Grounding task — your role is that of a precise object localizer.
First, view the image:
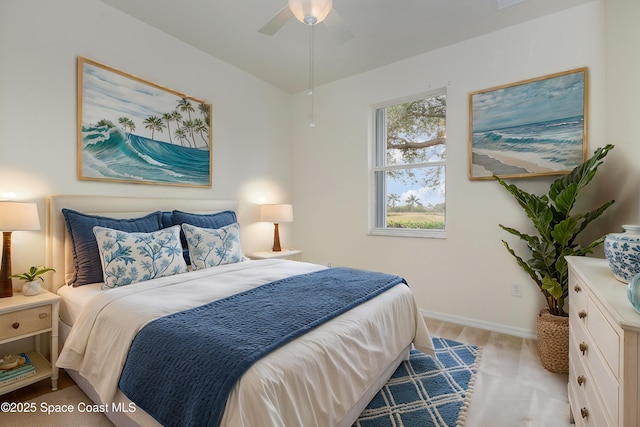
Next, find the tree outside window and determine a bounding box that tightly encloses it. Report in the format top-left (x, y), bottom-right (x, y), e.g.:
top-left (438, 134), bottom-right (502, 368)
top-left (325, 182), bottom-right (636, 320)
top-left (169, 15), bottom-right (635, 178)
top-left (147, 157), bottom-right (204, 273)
top-left (371, 90), bottom-right (446, 237)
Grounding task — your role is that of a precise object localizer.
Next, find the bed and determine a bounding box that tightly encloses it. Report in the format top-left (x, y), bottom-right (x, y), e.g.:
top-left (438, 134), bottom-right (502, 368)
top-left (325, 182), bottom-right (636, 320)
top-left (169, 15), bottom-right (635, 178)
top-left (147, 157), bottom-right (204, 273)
top-left (47, 194), bottom-right (435, 427)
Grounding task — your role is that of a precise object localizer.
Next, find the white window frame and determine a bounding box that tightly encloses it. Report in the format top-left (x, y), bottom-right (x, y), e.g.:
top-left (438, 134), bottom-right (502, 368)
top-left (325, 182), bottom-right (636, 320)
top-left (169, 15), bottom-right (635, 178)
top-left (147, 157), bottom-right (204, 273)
top-left (369, 89), bottom-right (447, 238)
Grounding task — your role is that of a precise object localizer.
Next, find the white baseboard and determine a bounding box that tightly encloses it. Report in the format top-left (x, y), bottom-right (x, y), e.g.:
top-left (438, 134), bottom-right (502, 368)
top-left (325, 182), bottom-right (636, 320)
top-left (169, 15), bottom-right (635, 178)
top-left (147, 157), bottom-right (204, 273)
top-left (421, 309), bottom-right (537, 340)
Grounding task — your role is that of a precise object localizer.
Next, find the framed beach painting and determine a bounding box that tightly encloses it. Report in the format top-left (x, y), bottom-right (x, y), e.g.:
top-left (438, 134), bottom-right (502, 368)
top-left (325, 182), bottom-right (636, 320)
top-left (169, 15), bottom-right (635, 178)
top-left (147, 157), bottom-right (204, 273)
top-left (468, 68), bottom-right (587, 180)
top-left (77, 57), bottom-right (212, 187)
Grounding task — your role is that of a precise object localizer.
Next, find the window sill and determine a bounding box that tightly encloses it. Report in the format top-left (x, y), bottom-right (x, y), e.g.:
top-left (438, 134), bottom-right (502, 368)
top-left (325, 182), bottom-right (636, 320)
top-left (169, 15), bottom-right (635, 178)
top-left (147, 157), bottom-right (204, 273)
top-left (369, 228), bottom-right (447, 239)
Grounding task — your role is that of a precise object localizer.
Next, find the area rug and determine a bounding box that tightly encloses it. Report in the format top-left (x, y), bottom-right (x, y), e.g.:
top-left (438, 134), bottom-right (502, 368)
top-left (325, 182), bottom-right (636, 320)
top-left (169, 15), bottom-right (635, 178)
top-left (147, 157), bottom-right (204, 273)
top-left (354, 337), bottom-right (482, 427)
top-left (0, 337), bottom-right (480, 427)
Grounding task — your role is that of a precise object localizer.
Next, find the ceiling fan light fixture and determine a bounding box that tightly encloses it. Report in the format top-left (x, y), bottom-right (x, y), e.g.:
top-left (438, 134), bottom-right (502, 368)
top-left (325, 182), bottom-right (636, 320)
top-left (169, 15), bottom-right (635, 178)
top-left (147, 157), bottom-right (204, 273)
top-left (288, 0), bottom-right (333, 26)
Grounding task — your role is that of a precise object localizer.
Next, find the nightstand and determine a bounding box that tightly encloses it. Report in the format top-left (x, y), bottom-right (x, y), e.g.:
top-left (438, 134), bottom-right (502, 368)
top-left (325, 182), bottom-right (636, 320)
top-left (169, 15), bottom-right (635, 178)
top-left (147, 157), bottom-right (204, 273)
top-left (0, 289), bottom-right (60, 395)
top-left (249, 249), bottom-right (303, 261)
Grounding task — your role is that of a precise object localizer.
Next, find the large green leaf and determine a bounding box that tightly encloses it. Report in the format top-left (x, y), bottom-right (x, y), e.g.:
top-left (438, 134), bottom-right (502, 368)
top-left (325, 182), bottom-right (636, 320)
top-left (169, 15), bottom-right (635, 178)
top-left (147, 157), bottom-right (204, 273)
top-left (552, 182), bottom-right (578, 216)
top-left (541, 275), bottom-right (563, 299)
top-left (550, 217), bottom-right (579, 248)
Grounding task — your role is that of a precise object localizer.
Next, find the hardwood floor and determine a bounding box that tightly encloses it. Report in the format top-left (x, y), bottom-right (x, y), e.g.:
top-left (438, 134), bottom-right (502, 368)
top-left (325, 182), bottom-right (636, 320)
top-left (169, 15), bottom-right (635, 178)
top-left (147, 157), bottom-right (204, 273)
top-left (4, 318), bottom-right (572, 426)
top-left (426, 317), bottom-right (572, 427)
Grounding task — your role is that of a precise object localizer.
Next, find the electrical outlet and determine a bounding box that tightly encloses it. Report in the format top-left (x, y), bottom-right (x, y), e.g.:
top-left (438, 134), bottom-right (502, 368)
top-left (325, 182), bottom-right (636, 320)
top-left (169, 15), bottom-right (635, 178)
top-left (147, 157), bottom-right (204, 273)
top-left (511, 282), bottom-right (523, 297)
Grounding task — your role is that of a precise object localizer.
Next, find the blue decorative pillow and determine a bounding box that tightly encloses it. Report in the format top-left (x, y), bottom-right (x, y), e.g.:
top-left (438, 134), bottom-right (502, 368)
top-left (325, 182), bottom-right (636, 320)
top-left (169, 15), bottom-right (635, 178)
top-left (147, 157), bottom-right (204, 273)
top-left (62, 209), bottom-right (164, 286)
top-left (171, 210), bottom-right (237, 229)
top-left (93, 225), bottom-right (188, 288)
top-left (182, 223), bottom-right (244, 270)
top-left (169, 210), bottom-right (238, 265)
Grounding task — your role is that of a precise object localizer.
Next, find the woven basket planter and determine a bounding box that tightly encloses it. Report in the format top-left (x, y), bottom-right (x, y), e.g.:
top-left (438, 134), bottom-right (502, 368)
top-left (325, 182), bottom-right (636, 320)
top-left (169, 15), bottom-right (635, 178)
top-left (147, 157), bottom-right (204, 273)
top-left (536, 309), bottom-right (569, 374)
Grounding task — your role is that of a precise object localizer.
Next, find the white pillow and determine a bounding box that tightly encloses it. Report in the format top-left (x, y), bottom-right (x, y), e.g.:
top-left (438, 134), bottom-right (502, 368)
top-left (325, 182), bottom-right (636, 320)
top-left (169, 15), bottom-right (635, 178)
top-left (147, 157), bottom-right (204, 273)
top-left (93, 225), bottom-right (188, 288)
top-left (182, 222), bottom-right (244, 270)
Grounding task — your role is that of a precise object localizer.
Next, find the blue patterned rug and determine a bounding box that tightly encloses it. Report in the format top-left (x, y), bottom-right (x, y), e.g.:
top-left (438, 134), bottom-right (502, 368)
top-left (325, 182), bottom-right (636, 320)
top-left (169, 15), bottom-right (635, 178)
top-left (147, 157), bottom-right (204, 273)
top-left (354, 337), bottom-right (482, 427)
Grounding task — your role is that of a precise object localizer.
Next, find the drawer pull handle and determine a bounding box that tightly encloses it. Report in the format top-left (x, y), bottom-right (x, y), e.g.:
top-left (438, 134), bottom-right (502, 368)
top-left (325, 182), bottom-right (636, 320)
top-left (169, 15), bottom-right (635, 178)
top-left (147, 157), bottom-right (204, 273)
top-left (579, 342), bottom-right (588, 355)
top-left (577, 375), bottom-right (586, 386)
top-left (578, 310), bottom-right (587, 319)
top-left (581, 408), bottom-right (589, 419)
top-left (39, 313), bottom-right (47, 319)
top-left (574, 284), bottom-right (582, 293)
top-left (11, 322), bottom-right (19, 329)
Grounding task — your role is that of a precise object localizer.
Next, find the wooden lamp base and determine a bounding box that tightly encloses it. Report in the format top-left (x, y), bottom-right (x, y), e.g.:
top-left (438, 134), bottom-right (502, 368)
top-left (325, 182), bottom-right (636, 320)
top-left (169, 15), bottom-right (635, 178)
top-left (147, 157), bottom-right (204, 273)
top-left (0, 231), bottom-right (13, 298)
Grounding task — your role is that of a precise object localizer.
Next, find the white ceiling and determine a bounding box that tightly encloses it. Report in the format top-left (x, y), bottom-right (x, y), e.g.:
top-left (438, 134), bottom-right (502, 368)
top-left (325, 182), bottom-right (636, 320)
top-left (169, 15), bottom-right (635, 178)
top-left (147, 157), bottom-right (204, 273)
top-left (99, 0), bottom-right (595, 94)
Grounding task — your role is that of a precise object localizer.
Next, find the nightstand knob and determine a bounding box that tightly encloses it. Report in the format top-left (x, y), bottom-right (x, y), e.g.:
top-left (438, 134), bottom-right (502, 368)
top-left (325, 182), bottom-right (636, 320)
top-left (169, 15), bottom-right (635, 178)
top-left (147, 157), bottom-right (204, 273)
top-left (12, 322), bottom-right (19, 329)
top-left (577, 375), bottom-right (586, 386)
top-left (573, 284), bottom-right (581, 293)
top-left (578, 310), bottom-right (587, 319)
top-left (580, 408), bottom-right (589, 419)
top-left (579, 342), bottom-right (588, 355)
top-left (39, 312), bottom-right (47, 319)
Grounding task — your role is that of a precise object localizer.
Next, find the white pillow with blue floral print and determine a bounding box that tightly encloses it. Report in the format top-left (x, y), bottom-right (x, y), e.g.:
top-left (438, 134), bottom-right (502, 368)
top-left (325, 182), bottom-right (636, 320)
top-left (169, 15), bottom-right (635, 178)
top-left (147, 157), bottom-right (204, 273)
top-left (93, 225), bottom-right (188, 289)
top-left (181, 222), bottom-right (244, 270)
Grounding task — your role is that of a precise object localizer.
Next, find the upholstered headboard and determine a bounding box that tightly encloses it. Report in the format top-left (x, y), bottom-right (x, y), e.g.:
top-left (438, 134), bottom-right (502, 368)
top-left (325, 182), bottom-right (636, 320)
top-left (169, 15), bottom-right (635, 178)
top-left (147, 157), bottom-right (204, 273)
top-left (46, 195), bottom-right (237, 292)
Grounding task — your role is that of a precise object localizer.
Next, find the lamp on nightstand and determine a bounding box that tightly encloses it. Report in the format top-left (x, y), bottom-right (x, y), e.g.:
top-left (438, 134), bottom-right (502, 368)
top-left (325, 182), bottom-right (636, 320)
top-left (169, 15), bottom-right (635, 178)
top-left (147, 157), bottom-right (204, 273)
top-left (260, 204), bottom-right (293, 252)
top-left (0, 202), bottom-right (41, 298)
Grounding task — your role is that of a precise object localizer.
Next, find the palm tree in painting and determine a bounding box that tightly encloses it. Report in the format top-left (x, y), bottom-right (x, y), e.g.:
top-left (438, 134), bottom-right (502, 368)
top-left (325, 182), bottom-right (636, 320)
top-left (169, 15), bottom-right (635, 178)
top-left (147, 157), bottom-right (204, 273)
top-left (118, 117), bottom-right (136, 137)
top-left (192, 118), bottom-right (210, 148)
top-left (96, 119), bottom-right (116, 128)
top-left (174, 128), bottom-right (190, 147)
top-left (198, 103), bottom-right (211, 130)
top-left (181, 120), bottom-right (198, 147)
top-left (177, 98), bottom-right (197, 144)
top-left (143, 116), bottom-right (165, 140)
top-left (161, 113), bottom-right (175, 144)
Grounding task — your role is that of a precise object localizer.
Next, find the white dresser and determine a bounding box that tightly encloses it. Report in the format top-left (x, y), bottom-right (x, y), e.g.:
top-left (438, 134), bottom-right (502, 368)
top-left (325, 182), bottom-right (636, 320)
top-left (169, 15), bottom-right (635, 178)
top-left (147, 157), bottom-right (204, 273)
top-left (567, 256), bottom-right (640, 427)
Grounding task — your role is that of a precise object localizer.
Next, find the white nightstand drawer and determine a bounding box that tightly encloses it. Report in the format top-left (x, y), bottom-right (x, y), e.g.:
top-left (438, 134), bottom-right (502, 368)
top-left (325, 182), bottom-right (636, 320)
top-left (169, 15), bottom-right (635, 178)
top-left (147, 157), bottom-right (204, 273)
top-left (0, 304), bottom-right (52, 340)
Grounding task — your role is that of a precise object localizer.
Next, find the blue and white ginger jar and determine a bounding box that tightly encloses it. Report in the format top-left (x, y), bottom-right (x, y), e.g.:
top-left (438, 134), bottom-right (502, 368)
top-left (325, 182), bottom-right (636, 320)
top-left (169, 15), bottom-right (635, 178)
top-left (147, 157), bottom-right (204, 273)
top-left (604, 225), bottom-right (640, 283)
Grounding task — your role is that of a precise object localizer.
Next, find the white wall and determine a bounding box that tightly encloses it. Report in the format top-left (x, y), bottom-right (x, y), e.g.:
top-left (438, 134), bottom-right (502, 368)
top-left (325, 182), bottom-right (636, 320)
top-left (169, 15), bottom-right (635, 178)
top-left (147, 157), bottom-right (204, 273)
top-left (291, 2), bottom-right (625, 337)
top-left (2, 0), bottom-right (637, 338)
top-left (0, 0), bottom-right (295, 283)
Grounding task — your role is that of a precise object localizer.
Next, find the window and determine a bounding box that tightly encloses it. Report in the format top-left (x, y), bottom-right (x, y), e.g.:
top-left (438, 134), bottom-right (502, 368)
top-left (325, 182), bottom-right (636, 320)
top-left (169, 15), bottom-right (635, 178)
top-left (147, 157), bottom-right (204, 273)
top-left (370, 90), bottom-right (446, 237)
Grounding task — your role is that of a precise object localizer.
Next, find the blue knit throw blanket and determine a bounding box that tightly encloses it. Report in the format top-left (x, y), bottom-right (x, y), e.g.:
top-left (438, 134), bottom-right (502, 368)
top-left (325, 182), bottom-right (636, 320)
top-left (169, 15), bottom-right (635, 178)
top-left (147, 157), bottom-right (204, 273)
top-left (119, 267), bottom-right (407, 427)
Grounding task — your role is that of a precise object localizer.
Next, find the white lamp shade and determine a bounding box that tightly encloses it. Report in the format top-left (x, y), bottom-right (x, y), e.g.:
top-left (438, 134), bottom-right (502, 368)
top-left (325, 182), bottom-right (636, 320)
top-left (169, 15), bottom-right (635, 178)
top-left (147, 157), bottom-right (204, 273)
top-left (0, 202), bottom-right (41, 231)
top-left (288, 0), bottom-right (333, 25)
top-left (260, 204), bottom-right (293, 223)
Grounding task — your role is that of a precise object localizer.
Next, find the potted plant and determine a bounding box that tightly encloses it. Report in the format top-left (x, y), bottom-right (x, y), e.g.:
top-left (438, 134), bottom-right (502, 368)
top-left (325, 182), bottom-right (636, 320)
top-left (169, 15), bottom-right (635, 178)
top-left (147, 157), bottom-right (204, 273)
top-left (11, 266), bottom-right (56, 296)
top-left (495, 144), bottom-right (615, 373)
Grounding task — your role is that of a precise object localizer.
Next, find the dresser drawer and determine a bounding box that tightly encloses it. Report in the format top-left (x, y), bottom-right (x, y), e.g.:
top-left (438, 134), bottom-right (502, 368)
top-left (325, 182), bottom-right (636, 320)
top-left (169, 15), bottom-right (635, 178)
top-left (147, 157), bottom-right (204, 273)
top-left (570, 275), bottom-right (588, 313)
top-left (569, 359), bottom-right (611, 427)
top-left (0, 304), bottom-right (52, 340)
top-left (569, 321), bottom-right (619, 426)
top-left (570, 275), bottom-right (621, 378)
top-left (586, 297), bottom-right (620, 377)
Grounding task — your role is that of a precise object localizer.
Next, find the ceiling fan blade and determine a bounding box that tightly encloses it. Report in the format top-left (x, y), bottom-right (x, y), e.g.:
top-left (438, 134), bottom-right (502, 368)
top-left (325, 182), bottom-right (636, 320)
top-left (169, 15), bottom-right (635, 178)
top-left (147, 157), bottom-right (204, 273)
top-left (323, 9), bottom-right (354, 44)
top-left (258, 5), bottom-right (294, 35)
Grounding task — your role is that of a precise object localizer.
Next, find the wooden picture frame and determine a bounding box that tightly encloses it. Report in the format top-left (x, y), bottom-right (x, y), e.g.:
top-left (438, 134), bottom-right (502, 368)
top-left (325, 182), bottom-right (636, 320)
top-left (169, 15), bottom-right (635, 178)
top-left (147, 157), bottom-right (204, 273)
top-left (77, 57), bottom-right (212, 187)
top-left (468, 68), bottom-right (587, 180)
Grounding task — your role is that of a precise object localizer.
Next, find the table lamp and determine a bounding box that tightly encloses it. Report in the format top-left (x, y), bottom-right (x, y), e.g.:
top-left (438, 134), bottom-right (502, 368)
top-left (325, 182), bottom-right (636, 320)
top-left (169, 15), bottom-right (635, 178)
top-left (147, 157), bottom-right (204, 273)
top-left (0, 202), bottom-right (41, 297)
top-left (260, 204), bottom-right (293, 252)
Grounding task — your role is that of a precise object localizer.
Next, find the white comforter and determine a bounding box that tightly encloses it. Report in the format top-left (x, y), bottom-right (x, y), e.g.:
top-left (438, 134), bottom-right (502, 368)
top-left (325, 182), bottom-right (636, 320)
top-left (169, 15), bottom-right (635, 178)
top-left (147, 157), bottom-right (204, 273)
top-left (57, 259), bottom-right (434, 427)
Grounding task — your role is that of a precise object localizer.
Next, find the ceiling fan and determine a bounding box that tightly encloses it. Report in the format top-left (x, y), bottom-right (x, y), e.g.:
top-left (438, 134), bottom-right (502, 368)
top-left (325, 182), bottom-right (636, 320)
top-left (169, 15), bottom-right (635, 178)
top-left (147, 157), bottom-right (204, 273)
top-left (258, 0), bottom-right (354, 44)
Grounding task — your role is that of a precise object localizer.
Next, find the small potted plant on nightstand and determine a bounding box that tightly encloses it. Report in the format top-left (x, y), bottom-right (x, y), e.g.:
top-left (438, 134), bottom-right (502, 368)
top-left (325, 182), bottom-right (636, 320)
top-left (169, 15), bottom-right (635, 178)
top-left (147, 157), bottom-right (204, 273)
top-left (11, 266), bottom-right (56, 296)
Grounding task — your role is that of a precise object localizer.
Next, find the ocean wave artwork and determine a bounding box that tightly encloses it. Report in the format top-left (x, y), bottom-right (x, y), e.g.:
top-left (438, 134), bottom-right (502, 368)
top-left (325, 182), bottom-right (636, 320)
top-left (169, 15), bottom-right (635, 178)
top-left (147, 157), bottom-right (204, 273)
top-left (469, 68), bottom-right (587, 179)
top-left (81, 126), bottom-right (210, 186)
top-left (78, 57), bottom-right (212, 187)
